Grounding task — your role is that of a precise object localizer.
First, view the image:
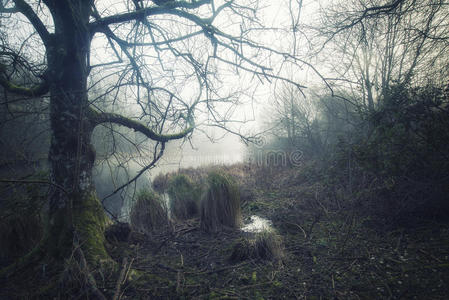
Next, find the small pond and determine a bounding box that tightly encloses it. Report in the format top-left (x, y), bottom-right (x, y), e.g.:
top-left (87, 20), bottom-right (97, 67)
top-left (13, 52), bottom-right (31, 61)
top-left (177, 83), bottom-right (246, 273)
top-left (241, 215), bottom-right (273, 233)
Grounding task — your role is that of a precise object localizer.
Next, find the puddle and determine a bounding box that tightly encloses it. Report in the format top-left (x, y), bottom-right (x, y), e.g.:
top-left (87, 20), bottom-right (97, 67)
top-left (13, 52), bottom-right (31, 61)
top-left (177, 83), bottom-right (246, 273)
top-left (241, 215), bottom-right (273, 233)
top-left (162, 192), bottom-right (171, 218)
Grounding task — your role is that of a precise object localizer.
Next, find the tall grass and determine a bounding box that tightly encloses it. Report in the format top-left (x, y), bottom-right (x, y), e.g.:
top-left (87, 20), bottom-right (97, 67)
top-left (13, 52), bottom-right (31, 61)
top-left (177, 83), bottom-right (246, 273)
top-left (200, 171), bottom-right (241, 232)
top-left (129, 189), bottom-right (169, 234)
top-left (167, 174), bottom-right (202, 220)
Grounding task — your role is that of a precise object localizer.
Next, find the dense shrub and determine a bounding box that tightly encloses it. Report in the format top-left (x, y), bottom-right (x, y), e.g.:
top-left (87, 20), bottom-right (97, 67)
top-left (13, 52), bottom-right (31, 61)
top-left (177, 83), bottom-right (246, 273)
top-left (200, 171), bottom-right (241, 232)
top-left (343, 84), bottom-right (449, 222)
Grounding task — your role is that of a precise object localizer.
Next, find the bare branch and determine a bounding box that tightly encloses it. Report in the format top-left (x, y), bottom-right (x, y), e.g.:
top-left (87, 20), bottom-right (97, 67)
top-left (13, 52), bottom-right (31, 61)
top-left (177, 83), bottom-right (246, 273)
top-left (90, 108), bottom-right (194, 143)
top-left (0, 1), bottom-right (19, 13)
top-left (0, 179), bottom-right (68, 196)
top-left (12, 0), bottom-right (51, 46)
top-left (90, 4), bottom-right (211, 32)
top-left (101, 141), bottom-right (166, 207)
top-left (0, 74), bottom-right (49, 97)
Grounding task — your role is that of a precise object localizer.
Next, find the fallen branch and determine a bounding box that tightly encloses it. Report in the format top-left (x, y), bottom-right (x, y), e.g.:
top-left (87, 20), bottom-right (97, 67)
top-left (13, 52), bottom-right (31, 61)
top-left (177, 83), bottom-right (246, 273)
top-left (113, 257), bottom-right (131, 300)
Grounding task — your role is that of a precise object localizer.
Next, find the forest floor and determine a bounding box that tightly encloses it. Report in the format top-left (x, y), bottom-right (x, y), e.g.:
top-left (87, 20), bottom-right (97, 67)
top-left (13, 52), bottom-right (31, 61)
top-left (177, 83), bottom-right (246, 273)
top-left (107, 164), bottom-right (449, 299)
top-left (1, 163), bottom-right (449, 299)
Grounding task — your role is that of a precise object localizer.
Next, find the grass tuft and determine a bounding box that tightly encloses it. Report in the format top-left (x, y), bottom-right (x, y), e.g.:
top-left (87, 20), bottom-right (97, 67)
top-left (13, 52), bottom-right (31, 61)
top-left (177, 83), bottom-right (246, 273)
top-left (230, 230), bottom-right (284, 263)
top-left (200, 171), bottom-right (241, 232)
top-left (130, 189), bottom-right (169, 234)
top-left (167, 174), bottom-right (202, 220)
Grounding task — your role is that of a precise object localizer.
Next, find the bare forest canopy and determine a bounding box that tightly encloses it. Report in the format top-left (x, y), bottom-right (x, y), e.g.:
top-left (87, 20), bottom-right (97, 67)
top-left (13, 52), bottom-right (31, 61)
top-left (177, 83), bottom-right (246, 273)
top-left (1, 0), bottom-right (449, 298)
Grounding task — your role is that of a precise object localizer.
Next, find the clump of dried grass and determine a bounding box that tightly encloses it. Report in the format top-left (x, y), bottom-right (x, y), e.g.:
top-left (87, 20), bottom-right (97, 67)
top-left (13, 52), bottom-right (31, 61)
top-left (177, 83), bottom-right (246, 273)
top-left (253, 230), bottom-right (284, 261)
top-left (167, 174), bottom-right (202, 220)
top-left (152, 172), bottom-right (170, 194)
top-left (200, 171), bottom-right (241, 232)
top-left (230, 230), bottom-right (284, 263)
top-left (129, 189), bottom-right (169, 234)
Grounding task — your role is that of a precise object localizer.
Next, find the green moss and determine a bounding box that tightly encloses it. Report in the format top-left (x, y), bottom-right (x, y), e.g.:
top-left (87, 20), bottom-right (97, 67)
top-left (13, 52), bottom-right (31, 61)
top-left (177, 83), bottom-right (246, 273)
top-left (72, 191), bottom-right (109, 263)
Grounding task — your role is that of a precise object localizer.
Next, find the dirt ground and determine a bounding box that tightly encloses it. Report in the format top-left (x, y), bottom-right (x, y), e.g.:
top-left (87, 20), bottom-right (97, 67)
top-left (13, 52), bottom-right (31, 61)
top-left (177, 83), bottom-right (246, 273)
top-left (2, 164), bottom-right (449, 299)
top-left (109, 171), bottom-right (449, 299)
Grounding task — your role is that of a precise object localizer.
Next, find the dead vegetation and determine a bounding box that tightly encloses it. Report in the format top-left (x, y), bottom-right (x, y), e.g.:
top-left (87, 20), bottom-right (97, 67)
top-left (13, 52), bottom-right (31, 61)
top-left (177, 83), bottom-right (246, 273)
top-left (129, 189), bottom-right (169, 235)
top-left (200, 171), bottom-right (242, 232)
top-left (2, 163), bottom-right (449, 299)
top-left (167, 174), bottom-right (202, 221)
top-left (230, 230), bottom-right (284, 263)
top-left (152, 172), bottom-right (170, 194)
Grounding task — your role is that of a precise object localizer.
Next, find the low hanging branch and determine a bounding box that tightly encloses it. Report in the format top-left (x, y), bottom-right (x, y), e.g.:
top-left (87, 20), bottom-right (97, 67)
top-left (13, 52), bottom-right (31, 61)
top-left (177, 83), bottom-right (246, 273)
top-left (90, 109), bottom-right (195, 143)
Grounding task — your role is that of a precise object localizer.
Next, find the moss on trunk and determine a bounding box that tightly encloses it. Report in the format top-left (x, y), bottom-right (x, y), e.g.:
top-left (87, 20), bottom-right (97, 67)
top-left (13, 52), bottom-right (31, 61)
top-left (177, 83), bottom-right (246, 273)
top-left (72, 191), bottom-right (110, 264)
top-left (44, 190), bottom-right (111, 266)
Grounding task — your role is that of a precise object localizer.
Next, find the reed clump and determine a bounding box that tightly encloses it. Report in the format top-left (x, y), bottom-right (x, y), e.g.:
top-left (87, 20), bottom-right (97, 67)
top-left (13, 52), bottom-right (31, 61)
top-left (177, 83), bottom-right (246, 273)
top-left (200, 171), bottom-right (241, 232)
top-left (130, 189), bottom-right (169, 234)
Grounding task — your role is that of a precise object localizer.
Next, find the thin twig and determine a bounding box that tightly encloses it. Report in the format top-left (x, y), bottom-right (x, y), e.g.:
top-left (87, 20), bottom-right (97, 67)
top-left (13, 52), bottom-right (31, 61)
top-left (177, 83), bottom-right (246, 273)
top-left (113, 257), bottom-right (129, 300)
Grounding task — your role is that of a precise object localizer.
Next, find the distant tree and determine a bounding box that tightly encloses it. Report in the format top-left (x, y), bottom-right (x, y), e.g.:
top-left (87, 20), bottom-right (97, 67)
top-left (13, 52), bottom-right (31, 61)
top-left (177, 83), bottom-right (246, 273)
top-left (267, 84), bottom-right (359, 158)
top-left (314, 0), bottom-right (449, 111)
top-left (0, 0), bottom-right (304, 282)
top-left (268, 83), bottom-right (322, 155)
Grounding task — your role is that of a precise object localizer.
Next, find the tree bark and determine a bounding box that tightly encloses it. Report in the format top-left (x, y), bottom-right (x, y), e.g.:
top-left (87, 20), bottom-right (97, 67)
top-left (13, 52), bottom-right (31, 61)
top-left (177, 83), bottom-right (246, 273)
top-left (45, 0), bottom-right (109, 263)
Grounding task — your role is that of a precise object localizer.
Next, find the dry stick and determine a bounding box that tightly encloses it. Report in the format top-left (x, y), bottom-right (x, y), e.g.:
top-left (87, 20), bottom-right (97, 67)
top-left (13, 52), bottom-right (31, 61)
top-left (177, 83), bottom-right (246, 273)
top-left (73, 236), bottom-right (107, 300)
top-left (418, 249), bottom-right (443, 263)
top-left (395, 230), bottom-right (404, 251)
top-left (307, 214), bottom-right (321, 241)
top-left (113, 257), bottom-right (129, 300)
top-left (118, 258), bottom-right (134, 300)
top-left (239, 281), bottom-right (272, 291)
top-left (123, 258), bottom-right (134, 283)
top-left (176, 253), bottom-right (184, 295)
top-left (285, 221), bottom-right (307, 239)
top-left (189, 261), bottom-right (251, 275)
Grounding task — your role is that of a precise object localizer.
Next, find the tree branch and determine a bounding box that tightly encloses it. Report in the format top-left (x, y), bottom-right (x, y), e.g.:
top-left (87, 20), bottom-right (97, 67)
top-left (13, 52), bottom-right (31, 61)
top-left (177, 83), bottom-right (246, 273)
top-left (101, 141), bottom-right (166, 208)
top-left (0, 179), bottom-right (69, 196)
top-left (152, 0), bottom-right (211, 9)
top-left (90, 108), bottom-right (194, 143)
top-left (0, 1), bottom-right (19, 13)
top-left (90, 5), bottom-right (212, 33)
top-left (0, 75), bottom-right (49, 97)
top-left (320, 0), bottom-right (407, 51)
top-left (12, 0), bottom-right (51, 46)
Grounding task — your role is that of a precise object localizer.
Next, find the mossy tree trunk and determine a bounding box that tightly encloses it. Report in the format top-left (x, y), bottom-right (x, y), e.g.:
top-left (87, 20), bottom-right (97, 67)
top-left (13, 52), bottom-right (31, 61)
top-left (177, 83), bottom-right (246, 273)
top-left (44, 0), bottom-right (109, 263)
top-left (1, 0), bottom-right (199, 270)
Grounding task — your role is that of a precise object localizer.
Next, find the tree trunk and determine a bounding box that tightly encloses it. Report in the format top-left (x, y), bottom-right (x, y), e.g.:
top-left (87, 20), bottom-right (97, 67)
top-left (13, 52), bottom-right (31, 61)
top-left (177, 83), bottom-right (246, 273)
top-left (45, 0), bottom-right (109, 264)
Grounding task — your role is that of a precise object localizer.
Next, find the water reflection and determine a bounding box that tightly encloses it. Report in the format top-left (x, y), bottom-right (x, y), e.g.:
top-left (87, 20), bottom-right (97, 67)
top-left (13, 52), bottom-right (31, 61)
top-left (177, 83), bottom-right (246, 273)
top-left (242, 215), bottom-right (273, 233)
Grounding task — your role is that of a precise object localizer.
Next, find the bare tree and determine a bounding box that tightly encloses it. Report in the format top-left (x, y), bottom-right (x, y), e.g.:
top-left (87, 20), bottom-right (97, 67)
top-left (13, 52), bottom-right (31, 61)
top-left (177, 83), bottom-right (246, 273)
top-left (313, 0), bottom-right (449, 111)
top-left (0, 0), bottom-right (305, 276)
top-left (269, 83), bottom-right (317, 152)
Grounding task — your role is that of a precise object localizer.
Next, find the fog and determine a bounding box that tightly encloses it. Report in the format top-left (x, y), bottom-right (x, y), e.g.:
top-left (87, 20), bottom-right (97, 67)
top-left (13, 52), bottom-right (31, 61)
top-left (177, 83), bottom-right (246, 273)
top-left (92, 126), bottom-right (249, 220)
top-left (151, 132), bottom-right (246, 175)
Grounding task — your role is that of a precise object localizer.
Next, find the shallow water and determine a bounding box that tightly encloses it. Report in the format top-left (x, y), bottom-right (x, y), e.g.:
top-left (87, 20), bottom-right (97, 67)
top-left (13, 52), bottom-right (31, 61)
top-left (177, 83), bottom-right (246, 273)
top-left (241, 215), bottom-right (273, 233)
top-left (162, 192), bottom-right (171, 218)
